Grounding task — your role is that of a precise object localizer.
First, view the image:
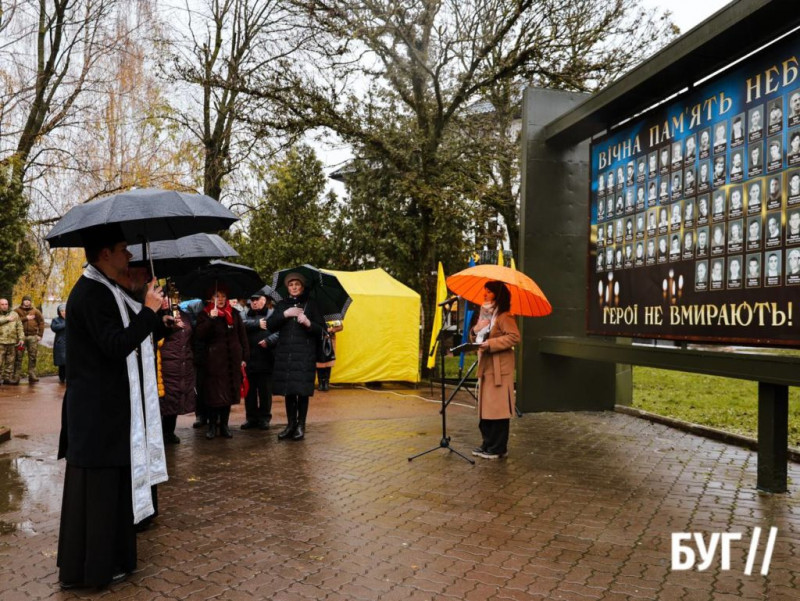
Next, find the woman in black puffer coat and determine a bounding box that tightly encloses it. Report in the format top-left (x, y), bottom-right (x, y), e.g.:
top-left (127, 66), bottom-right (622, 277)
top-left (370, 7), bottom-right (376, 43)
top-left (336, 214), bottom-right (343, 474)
top-left (267, 272), bottom-right (325, 441)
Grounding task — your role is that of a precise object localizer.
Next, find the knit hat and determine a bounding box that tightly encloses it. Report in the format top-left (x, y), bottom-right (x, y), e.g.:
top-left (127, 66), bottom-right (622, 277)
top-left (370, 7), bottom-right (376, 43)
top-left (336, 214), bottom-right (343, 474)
top-left (22, 295), bottom-right (32, 302)
top-left (284, 272), bottom-right (307, 286)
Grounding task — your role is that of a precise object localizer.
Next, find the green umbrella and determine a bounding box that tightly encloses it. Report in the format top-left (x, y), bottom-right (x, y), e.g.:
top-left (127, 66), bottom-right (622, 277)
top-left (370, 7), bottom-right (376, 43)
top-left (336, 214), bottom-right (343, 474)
top-left (271, 264), bottom-right (352, 321)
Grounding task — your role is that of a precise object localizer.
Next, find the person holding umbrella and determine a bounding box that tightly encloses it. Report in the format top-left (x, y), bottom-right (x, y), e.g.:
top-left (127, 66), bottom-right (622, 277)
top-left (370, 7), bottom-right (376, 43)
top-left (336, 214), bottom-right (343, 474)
top-left (268, 272), bottom-right (326, 441)
top-left (447, 264), bottom-right (551, 461)
top-left (56, 225), bottom-right (167, 589)
top-left (468, 281), bottom-right (520, 459)
top-left (194, 284), bottom-right (249, 439)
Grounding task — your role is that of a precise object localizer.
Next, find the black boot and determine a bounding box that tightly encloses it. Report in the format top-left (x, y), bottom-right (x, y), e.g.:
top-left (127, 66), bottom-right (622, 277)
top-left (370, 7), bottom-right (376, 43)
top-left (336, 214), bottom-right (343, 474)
top-left (320, 378), bottom-right (329, 392)
top-left (294, 396), bottom-right (309, 440)
top-left (218, 407), bottom-right (233, 438)
top-left (277, 422), bottom-right (296, 440)
top-left (206, 421), bottom-right (216, 439)
top-left (278, 396), bottom-right (298, 440)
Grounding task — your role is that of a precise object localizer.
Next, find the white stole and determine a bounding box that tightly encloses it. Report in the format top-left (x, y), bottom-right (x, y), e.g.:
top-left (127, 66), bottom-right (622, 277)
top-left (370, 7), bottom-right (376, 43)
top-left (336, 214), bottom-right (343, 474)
top-left (83, 265), bottom-right (168, 523)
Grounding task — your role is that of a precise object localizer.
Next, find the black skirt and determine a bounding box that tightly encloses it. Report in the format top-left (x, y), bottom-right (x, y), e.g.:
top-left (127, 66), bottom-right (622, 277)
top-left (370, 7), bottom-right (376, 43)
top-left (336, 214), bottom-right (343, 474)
top-left (57, 463), bottom-right (137, 587)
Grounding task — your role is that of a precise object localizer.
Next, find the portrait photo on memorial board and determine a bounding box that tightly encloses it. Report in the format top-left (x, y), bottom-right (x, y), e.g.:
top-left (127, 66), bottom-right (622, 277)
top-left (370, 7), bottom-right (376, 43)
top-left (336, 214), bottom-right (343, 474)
top-left (788, 170), bottom-right (800, 203)
top-left (746, 253), bottom-right (761, 289)
top-left (698, 160), bottom-right (711, 192)
top-left (768, 97), bottom-right (783, 135)
top-left (766, 175), bottom-right (782, 210)
top-left (699, 127), bottom-right (711, 159)
top-left (767, 135), bottom-right (783, 172)
top-left (729, 186), bottom-right (744, 219)
top-left (587, 30), bottom-right (800, 345)
top-left (746, 216), bottom-right (762, 252)
top-left (746, 180), bottom-right (762, 215)
top-left (788, 129), bottom-right (800, 166)
top-left (728, 255), bottom-right (743, 290)
top-left (789, 91), bottom-right (800, 126)
top-left (712, 154), bottom-right (726, 187)
top-left (765, 251), bottom-right (782, 287)
top-left (731, 113), bottom-right (745, 147)
top-left (695, 261), bottom-right (708, 291)
top-left (748, 105), bottom-right (764, 142)
top-left (696, 226), bottom-right (710, 259)
top-left (713, 121), bottom-right (727, 155)
top-left (748, 142), bottom-right (764, 177)
top-left (729, 149), bottom-right (744, 182)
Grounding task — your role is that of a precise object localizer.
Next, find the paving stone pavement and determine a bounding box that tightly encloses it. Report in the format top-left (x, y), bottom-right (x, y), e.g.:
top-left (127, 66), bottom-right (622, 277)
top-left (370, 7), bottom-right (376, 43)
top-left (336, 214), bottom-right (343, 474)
top-left (1, 378), bottom-right (799, 600)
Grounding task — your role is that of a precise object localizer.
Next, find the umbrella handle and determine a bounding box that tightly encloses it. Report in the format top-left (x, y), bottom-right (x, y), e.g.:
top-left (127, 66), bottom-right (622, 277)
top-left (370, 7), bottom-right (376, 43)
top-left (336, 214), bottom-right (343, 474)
top-left (139, 237), bottom-right (157, 280)
top-left (147, 239), bottom-right (156, 280)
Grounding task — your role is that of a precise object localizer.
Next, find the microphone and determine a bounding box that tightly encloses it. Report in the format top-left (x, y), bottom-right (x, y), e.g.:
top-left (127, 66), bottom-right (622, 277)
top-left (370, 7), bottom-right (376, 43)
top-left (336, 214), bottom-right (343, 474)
top-left (437, 295), bottom-right (459, 306)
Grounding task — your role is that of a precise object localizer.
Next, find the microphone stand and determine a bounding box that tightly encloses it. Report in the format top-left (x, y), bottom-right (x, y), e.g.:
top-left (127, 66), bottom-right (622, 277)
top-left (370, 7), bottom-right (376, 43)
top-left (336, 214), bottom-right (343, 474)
top-left (409, 299), bottom-right (475, 464)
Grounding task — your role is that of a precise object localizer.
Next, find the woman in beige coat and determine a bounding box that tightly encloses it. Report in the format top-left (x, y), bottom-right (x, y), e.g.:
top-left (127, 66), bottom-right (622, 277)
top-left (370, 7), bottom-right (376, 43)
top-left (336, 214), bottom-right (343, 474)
top-left (470, 280), bottom-right (520, 459)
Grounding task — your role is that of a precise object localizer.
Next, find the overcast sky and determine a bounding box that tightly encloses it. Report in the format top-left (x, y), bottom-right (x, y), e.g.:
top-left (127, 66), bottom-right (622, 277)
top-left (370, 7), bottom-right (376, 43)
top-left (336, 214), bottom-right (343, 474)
top-left (644, 0), bottom-right (732, 33)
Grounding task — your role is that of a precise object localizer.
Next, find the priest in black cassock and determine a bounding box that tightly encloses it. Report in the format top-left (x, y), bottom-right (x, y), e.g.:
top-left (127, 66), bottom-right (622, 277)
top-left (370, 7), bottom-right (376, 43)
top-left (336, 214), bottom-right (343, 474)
top-left (56, 224), bottom-right (168, 589)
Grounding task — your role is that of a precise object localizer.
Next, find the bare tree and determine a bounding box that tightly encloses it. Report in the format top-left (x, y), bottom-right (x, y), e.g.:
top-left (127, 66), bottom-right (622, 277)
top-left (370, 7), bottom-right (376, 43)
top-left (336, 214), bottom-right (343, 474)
top-left (159, 0), bottom-right (305, 202)
top-left (0, 0), bottom-right (131, 295)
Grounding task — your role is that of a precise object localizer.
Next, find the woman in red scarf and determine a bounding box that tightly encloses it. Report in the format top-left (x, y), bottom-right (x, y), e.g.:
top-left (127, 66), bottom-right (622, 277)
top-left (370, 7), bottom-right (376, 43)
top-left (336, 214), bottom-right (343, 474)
top-left (194, 286), bottom-right (249, 439)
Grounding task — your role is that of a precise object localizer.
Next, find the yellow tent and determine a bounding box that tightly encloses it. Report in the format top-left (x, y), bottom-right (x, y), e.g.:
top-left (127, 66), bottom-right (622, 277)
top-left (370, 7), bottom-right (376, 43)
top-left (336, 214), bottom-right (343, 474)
top-left (324, 268), bottom-right (420, 383)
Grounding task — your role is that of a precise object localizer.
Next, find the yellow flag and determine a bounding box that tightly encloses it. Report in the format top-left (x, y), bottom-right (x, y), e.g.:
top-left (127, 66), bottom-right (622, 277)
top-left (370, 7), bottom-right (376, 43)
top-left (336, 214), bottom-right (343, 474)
top-left (510, 257), bottom-right (516, 270)
top-left (427, 262), bottom-right (448, 368)
top-left (497, 248), bottom-right (504, 266)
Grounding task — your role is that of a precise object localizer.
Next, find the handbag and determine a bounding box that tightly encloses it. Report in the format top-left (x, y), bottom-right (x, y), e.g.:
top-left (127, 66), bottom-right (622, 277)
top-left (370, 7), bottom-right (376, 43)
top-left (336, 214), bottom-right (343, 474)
top-left (316, 331), bottom-right (335, 363)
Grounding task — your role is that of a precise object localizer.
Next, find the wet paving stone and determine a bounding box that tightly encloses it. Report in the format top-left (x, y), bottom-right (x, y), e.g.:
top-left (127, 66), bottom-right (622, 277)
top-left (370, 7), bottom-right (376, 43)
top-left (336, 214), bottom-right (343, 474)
top-left (1, 378), bottom-right (799, 599)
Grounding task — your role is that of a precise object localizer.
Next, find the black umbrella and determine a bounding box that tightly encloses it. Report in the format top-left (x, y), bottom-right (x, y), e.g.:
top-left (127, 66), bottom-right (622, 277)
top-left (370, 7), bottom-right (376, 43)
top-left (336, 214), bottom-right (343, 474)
top-left (271, 264), bottom-right (352, 321)
top-left (128, 233), bottom-right (238, 277)
top-left (174, 260), bottom-right (264, 300)
top-left (251, 284), bottom-right (282, 303)
top-left (45, 188), bottom-right (238, 248)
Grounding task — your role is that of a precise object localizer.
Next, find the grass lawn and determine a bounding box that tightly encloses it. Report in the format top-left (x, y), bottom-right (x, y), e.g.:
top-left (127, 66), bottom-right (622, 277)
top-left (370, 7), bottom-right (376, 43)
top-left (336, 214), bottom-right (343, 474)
top-left (632, 367), bottom-right (800, 447)
top-left (15, 345), bottom-right (57, 378)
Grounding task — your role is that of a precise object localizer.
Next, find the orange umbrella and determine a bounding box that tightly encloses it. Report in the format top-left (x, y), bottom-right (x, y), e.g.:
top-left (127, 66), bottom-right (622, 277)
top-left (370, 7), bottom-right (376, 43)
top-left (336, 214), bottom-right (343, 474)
top-left (446, 264), bottom-right (552, 317)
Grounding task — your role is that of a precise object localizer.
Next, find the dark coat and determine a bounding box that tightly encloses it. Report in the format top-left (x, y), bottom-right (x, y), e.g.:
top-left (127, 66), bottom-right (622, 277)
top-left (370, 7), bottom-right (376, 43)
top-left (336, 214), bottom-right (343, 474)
top-left (159, 310), bottom-right (196, 416)
top-left (267, 294), bottom-right (325, 397)
top-left (242, 307), bottom-right (278, 374)
top-left (58, 274), bottom-right (161, 467)
top-left (194, 307), bottom-right (249, 408)
top-left (50, 316), bottom-right (67, 366)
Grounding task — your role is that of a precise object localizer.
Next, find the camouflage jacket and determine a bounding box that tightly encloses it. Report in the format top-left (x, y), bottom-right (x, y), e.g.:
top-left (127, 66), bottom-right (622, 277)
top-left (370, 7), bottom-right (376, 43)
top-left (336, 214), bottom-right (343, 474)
top-left (0, 310), bottom-right (24, 345)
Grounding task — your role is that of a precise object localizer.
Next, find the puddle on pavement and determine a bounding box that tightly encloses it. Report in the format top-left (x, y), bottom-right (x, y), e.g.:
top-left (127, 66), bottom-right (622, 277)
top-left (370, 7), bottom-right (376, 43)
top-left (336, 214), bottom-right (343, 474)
top-left (0, 457), bottom-right (24, 514)
top-left (0, 454), bottom-right (63, 535)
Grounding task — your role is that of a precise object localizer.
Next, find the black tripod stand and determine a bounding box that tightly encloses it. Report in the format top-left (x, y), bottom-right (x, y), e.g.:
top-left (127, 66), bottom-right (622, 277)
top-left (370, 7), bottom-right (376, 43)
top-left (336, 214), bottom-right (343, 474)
top-left (408, 299), bottom-right (474, 464)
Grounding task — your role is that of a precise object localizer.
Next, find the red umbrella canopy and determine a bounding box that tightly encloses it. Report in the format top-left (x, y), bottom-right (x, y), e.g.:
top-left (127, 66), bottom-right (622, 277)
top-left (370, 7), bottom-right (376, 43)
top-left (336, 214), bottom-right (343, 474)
top-left (446, 264), bottom-right (552, 317)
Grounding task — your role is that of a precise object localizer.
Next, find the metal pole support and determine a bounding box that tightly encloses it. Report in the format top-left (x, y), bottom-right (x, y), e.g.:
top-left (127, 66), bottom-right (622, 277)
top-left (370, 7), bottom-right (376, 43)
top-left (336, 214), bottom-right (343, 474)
top-left (757, 382), bottom-right (788, 493)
